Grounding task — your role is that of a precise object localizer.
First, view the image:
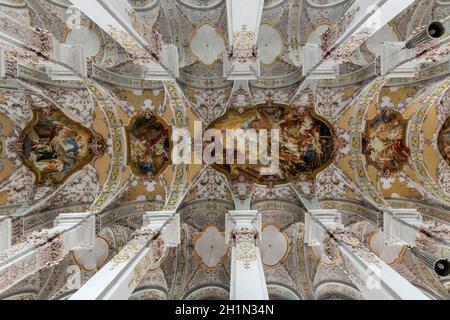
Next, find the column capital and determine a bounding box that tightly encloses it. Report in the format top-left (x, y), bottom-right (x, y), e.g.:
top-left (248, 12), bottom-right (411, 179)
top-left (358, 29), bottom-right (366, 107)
top-left (302, 44), bottom-right (338, 79)
top-left (383, 208), bottom-right (422, 246)
top-left (225, 210), bottom-right (261, 245)
top-left (138, 44), bottom-right (180, 81)
top-left (143, 211), bottom-right (175, 230)
top-left (305, 209), bottom-right (342, 247)
top-left (44, 39), bottom-right (87, 80)
top-left (0, 212), bottom-right (95, 294)
top-left (142, 211), bottom-right (180, 248)
top-left (129, 229), bottom-right (165, 265)
top-left (54, 212), bottom-right (96, 253)
top-left (230, 227), bottom-right (259, 243)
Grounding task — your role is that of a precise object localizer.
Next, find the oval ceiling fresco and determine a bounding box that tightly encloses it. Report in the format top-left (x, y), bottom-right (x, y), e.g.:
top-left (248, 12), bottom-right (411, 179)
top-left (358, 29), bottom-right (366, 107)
top-left (126, 114), bottom-right (171, 179)
top-left (206, 103), bottom-right (336, 185)
top-left (362, 110), bottom-right (409, 174)
top-left (20, 106), bottom-right (104, 186)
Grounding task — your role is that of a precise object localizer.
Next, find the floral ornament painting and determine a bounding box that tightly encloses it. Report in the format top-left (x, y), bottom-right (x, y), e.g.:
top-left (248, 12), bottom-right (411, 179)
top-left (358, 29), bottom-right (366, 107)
top-left (206, 103), bottom-right (336, 185)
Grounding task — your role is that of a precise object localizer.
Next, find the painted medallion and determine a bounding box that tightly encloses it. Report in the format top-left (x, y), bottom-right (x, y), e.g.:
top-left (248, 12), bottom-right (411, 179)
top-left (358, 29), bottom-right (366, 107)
top-left (127, 114), bottom-right (171, 179)
top-left (20, 108), bottom-right (103, 186)
top-left (362, 110), bottom-right (409, 174)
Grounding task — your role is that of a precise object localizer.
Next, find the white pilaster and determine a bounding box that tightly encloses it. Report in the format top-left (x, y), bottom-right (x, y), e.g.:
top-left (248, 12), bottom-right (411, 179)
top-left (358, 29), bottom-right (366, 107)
top-left (380, 42), bottom-right (419, 78)
top-left (70, 211), bottom-right (178, 300)
top-left (224, 0), bottom-right (263, 80)
top-left (0, 217), bottom-right (11, 250)
top-left (0, 212), bottom-right (95, 294)
top-left (302, 44), bottom-right (338, 80)
top-left (305, 209), bottom-right (342, 246)
top-left (300, 0), bottom-right (415, 79)
top-left (226, 210), bottom-right (268, 300)
top-left (335, 238), bottom-right (429, 300)
top-left (383, 208), bottom-right (423, 247)
top-left (322, 0), bottom-right (415, 60)
top-left (44, 40), bottom-right (87, 80)
top-left (306, 209), bottom-right (429, 300)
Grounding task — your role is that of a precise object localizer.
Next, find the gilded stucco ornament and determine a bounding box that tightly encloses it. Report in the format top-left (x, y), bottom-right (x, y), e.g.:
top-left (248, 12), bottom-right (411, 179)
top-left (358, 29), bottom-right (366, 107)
top-left (110, 242), bottom-right (146, 269)
top-left (235, 241), bottom-right (257, 269)
top-left (321, 6), bottom-right (360, 56)
top-left (84, 82), bottom-right (125, 214)
top-left (128, 10), bottom-right (162, 60)
top-left (1, 0), bottom-right (450, 302)
top-left (232, 25), bottom-right (254, 50)
top-left (128, 231), bottom-right (165, 287)
top-left (230, 228), bottom-right (260, 269)
top-left (0, 230), bottom-right (64, 292)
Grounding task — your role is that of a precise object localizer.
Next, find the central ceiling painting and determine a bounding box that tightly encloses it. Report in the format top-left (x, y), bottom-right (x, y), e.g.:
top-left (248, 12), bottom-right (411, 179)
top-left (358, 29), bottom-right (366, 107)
top-left (206, 104), bottom-right (336, 185)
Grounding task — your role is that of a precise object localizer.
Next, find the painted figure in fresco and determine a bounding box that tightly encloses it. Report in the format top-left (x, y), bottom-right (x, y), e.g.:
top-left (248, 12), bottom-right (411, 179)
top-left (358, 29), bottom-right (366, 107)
top-left (363, 111), bottom-right (409, 173)
top-left (22, 110), bottom-right (92, 185)
top-left (206, 105), bottom-right (335, 184)
top-left (278, 110), bottom-right (325, 175)
top-left (128, 116), bottom-right (170, 178)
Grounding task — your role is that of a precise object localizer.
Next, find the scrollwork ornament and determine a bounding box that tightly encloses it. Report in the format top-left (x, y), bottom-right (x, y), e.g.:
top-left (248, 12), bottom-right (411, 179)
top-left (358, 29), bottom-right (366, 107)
top-left (236, 241), bottom-right (257, 269)
top-left (233, 26), bottom-right (254, 50)
top-left (226, 47), bottom-right (258, 64)
top-left (129, 228), bottom-right (157, 243)
top-left (37, 235), bottom-right (64, 268)
top-left (150, 235), bottom-right (165, 264)
top-left (110, 242), bottom-right (146, 269)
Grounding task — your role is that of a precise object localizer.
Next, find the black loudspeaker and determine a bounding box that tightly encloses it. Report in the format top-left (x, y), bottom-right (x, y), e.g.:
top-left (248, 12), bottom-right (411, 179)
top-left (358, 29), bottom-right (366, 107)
top-left (405, 21), bottom-right (446, 49)
top-left (411, 247), bottom-right (450, 277)
top-left (434, 258), bottom-right (450, 277)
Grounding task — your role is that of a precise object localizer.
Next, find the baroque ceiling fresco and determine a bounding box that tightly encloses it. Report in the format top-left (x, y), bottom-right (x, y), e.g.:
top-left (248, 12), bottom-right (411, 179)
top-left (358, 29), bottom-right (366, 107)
top-left (127, 114), bottom-right (171, 179)
top-left (21, 106), bottom-right (104, 186)
top-left (207, 103), bottom-right (335, 184)
top-left (362, 110), bottom-right (409, 174)
top-left (0, 0), bottom-right (449, 301)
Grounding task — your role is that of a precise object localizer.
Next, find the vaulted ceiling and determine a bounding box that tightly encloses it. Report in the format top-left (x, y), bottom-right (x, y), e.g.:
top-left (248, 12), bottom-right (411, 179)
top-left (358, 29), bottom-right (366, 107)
top-left (0, 0), bottom-right (449, 300)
